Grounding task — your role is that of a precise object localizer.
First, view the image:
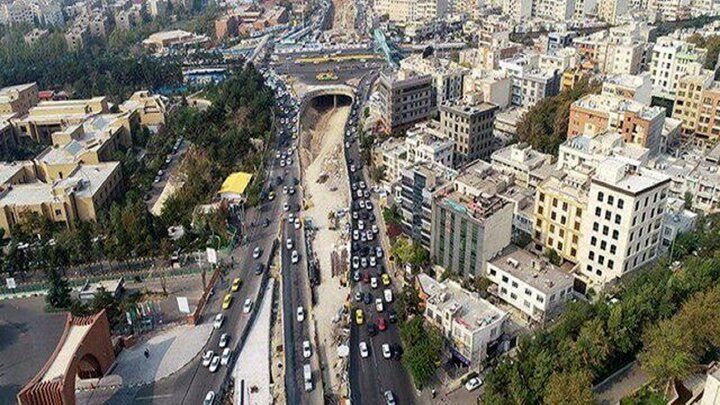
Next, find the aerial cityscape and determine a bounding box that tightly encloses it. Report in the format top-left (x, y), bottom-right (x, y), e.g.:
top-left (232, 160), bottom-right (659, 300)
top-left (1, 0), bottom-right (720, 403)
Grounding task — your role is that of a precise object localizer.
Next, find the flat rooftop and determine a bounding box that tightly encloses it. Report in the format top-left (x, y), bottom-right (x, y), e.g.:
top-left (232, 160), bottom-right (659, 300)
top-left (489, 246), bottom-right (574, 293)
top-left (594, 158), bottom-right (670, 194)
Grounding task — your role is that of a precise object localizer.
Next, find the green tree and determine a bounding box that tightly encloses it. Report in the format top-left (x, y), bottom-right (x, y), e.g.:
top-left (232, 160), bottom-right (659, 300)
top-left (544, 370), bottom-right (594, 405)
top-left (45, 268), bottom-right (71, 309)
top-left (683, 191), bottom-right (693, 210)
top-left (400, 318), bottom-right (443, 389)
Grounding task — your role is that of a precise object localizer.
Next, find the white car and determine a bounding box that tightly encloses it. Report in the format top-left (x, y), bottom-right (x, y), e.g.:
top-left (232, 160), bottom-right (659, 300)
top-left (369, 256), bottom-right (376, 267)
top-left (253, 247), bottom-right (261, 259)
top-left (352, 256), bottom-right (359, 269)
top-left (220, 348), bottom-right (231, 366)
top-left (243, 299), bottom-right (253, 314)
top-left (280, 159), bottom-right (286, 167)
top-left (353, 230), bottom-right (359, 241)
top-left (366, 231), bottom-right (374, 241)
top-left (371, 277), bottom-right (378, 289)
top-left (358, 220), bottom-right (364, 230)
top-left (375, 298), bottom-right (384, 312)
top-left (294, 218), bottom-right (301, 229)
top-left (465, 377), bottom-right (482, 391)
top-left (297, 306), bottom-right (305, 322)
top-left (382, 343), bottom-right (392, 359)
top-left (209, 355), bottom-right (220, 372)
top-left (366, 200), bottom-right (373, 211)
top-left (204, 391), bottom-right (216, 405)
top-left (202, 350), bottom-right (214, 367)
top-left (376, 247), bottom-right (383, 258)
top-left (361, 257), bottom-right (367, 268)
top-left (302, 340), bottom-right (312, 358)
top-left (291, 250), bottom-right (299, 263)
top-left (219, 333), bottom-right (229, 348)
top-left (359, 341), bottom-right (369, 358)
top-left (283, 202), bottom-right (290, 211)
top-left (286, 238), bottom-right (293, 250)
top-left (359, 200), bottom-right (365, 209)
top-left (372, 224), bottom-right (378, 234)
top-left (283, 186), bottom-right (289, 194)
top-left (384, 288), bottom-right (393, 302)
top-left (350, 164), bottom-right (356, 172)
top-left (213, 314), bottom-right (224, 329)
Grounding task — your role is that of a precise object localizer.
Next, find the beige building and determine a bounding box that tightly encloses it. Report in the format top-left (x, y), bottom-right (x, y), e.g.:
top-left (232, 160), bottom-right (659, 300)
top-left (439, 99), bottom-right (499, 164)
top-left (119, 91), bottom-right (168, 127)
top-left (377, 69), bottom-right (436, 133)
top-left (12, 97), bottom-right (111, 144)
top-left (672, 69), bottom-right (714, 136)
top-left (0, 83), bottom-right (39, 116)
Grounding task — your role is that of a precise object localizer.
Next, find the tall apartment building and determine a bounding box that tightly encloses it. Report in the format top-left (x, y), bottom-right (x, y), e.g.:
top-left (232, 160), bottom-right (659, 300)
top-left (400, 54), bottom-right (467, 107)
top-left (650, 36), bottom-right (708, 98)
top-left (597, 0), bottom-right (628, 24)
top-left (577, 158), bottom-right (670, 285)
top-left (0, 83), bottom-right (39, 116)
top-left (601, 73), bottom-right (652, 105)
top-left (463, 70), bottom-right (512, 108)
top-left (567, 93), bottom-right (666, 155)
top-left (439, 100), bottom-right (499, 165)
top-left (416, 274), bottom-right (508, 365)
top-left (500, 54), bottom-right (561, 108)
top-left (486, 247), bottom-right (575, 323)
top-left (502, 0), bottom-right (533, 21)
top-left (399, 162), bottom-right (456, 249)
top-left (374, 0), bottom-right (447, 23)
top-left (557, 130), bottom-right (650, 172)
top-left (648, 0), bottom-right (691, 21)
top-left (534, 0), bottom-right (577, 21)
top-left (534, 169), bottom-right (590, 263)
top-left (694, 82), bottom-right (720, 141)
top-left (431, 166), bottom-right (514, 278)
top-left (574, 31), bottom-right (652, 75)
top-left (672, 69), bottom-right (714, 136)
top-left (490, 143), bottom-right (555, 189)
top-left (377, 70), bottom-right (436, 133)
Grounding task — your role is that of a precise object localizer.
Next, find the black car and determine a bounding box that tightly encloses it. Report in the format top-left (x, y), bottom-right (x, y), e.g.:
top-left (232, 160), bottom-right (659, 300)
top-left (363, 292), bottom-right (373, 305)
top-left (388, 309), bottom-right (398, 323)
top-left (367, 322), bottom-right (378, 336)
top-left (255, 263), bottom-right (264, 275)
top-left (392, 344), bottom-right (403, 360)
top-left (368, 213), bottom-right (376, 222)
top-left (263, 218), bottom-right (271, 227)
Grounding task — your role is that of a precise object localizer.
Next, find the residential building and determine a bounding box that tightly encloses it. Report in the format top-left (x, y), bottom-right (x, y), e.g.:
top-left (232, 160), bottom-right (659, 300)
top-left (601, 73), bottom-right (653, 105)
top-left (431, 164), bottom-right (514, 277)
top-left (463, 69), bottom-right (512, 108)
top-left (672, 69), bottom-right (714, 136)
top-left (377, 69), bottom-right (436, 133)
top-left (534, 170), bottom-right (590, 262)
top-left (439, 99), bottom-right (499, 165)
top-left (502, 0), bottom-right (533, 21)
top-left (490, 143), bottom-right (554, 189)
top-left (567, 93), bottom-right (666, 155)
top-left (574, 31), bottom-right (652, 75)
top-left (648, 0), bottom-right (691, 21)
top-left (400, 54), bottom-right (467, 107)
top-left (660, 198), bottom-right (697, 251)
top-left (0, 116), bottom-right (18, 156)
top-left (650, 36), bottom-right (708, 98)
top-left (534, 0), bottom-right (577, 22)
top-left (12, 97), bottom-right (111, 144)
top-left (119, 91), bottom-right (168, 127)
top-left (577, 158), bottom-right (670, 285)
top-left (487, 247), bottom-right (575, 323)
top-left (695, 82), bottom-right (720, 141)
top-left (557, 130), bottom-right (650, 171)
top-left (460, 41), bottom-right (521, 71)
top-left (493, 107), bottom-right (525, 145)
top-left (500, 54), bottom-right (561, 108)
top-left (399, 162), bottom-right (456, 249)
top-left (597, 0), bottom-right (628, 24)
top-left (24, 28), bottom-right (49, 45)
top-left (215, 15), bottom-right (239, 39)
top-left (374, 0), bottom-right (448, 23)
top-left (65, 25), bottom-right (89, 51)
top-left (701, 363), bottom-right (720, 405)
top-left (416, 273), bottom-right (508, 365)
top-left (142, 30), bottom-right (210, 53)
top-left (0, 83), bottom-right (39, 116)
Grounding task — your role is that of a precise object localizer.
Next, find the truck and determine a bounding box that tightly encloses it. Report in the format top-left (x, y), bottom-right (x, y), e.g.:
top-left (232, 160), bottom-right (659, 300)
top-left (303, 364), bottom-right (313, 392)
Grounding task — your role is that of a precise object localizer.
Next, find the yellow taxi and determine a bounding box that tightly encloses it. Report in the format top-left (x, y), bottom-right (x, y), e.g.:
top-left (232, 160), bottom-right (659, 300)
top-left (355, 309), bottom-right (364, 325)
top-left (222, 294), bottom-right (233, 310)
top-left (381, 273), bottom-right (391, 286)
top-left (231, 278), bottom-right (242, 292)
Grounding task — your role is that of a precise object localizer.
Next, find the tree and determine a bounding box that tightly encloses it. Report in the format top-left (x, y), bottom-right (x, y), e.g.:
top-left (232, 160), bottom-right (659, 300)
top-left (543, 370), bottom-right (594, 405)
top-left (400, 318), bottom-right (443, 389)
top-left (45, 268), bottom-right (71, 309)
top-left (683, 191), bottom-right (693, 210)
top-left (396, 284), bottom-right (421, 321)
top-left (544, 249), bottom-right (562, 266)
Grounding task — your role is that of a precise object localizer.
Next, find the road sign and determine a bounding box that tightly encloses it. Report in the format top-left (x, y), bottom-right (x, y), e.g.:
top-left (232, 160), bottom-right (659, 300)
top-left (177, 297), bottom-right (191, 314)
top-left (206, 247), bottom-right (218, 265)
top-left (5, 277), bottom-right (16, 289)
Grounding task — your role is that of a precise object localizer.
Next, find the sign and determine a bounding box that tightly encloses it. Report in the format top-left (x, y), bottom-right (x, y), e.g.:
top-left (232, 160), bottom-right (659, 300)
top-left (5, 277), bottom-right (16, 289)
top-left (206, 247), bottom-right (218, 265)
top-left (177, 297), bottom-right (191, 314)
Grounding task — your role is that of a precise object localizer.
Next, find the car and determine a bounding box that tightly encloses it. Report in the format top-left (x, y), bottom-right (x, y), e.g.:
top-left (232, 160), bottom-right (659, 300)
top-left (359, 200), bottom-right (365, 209)
top-left (294, 218), bottom-right (301, 229)
top-left (359, 341), bottom-right (369, 358)
top-left (263, 218), bottom-right (271, 227)
top-left (359, 181), bottom-right (366, 189)
top-left (253, 247), bottom-right (261, 259)
top-left (231, 278), bottom-right (242, 292)
top-left (360, 232), bottom-right (367, 242)
top-left (302, 340), bottom-right (312, 358)
top-left (243, 299), bottom-right (253, 313)
top-left (377, 316), bottom-right (387, 331)
top-left (388, 309), bottom-right (398, 323)
top-left (268, 191), bottom-right (275, 201)
top-left (351, 182), bottom-right (358, 191)
top-left (382, 344), bottom-right (392, 359)
top-left (372, 224), bottom-right (378, 234)
top-left (350, 164), bottom-right (356, 172)
top-left (383, 288), bottom-right (393, 302)
top-left (363, 292), bottom-right (372, 305)
top-left (219, 333), bottom-right (230, 348)
top-left (220, 348), bottom-right (231, 366)
top-left (358, 220), bottom-right (365, 230)
top-left (356, 189), bottom-right (363, 198)
top-left (291, 250), bottom-right (299, 263)
top-left (369, 256), bottom-right (376, 267)
top-left (222, 294), bottom-right (233, 310)
top-left (354, 291), bottom-right (362, 301)
top-left (375, 298), bottom-right (384, 312)
top-left (360, 257), bottom-right (367, 268)
top-left (289, 186), bottom-right (296, 195)
top-left (204, 391), bottom-right (216, 405)
top-left (283, 202), bottom-right (290, 211)
top-left (297, 306), bottom-right (305, 322)
top-left (153, 176), bottom-right (161, 183)
top-left (355, 309), bottom-right (364, 325)
top-left (280, 159), bottom-right (286, 167)
top-left (255, 263), bottom-right (264, 275)
top-left (209, 355), bottom-right (220, 372)
top-left (283, 186), bottom-right (289, 194)
top-left (352, 211), bottom-right (359, 220)
top-left (384, 390), bottom-right (396, 405)
top-left (213, 314), bottom-right (224, 329)
top-left (381, 273), bottom-right (391, 286)
top-left (352, 230), bottom-right (359, 241)
top-left (367, 321), bottom-right (378, 336)
top-left (286, 238), bottom-right (293, 250)
top-left (202, 350), bottom-right (214, 367)
top-left (352, 256), bottom-right (360, 269)
top-left (371, 277), bottom-right (378, 289)
top-left (376, 246), bottom-right (383, 257)
top-left (465, 377), bottom-right (483, 391)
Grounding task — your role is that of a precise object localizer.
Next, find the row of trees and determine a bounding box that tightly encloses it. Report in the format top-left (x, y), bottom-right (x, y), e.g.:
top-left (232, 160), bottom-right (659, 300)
top-left (482, 214), bottom-right (720, 403)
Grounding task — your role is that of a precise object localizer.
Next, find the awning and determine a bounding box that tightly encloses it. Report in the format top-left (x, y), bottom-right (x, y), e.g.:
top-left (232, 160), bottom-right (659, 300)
top-left (218, 172), bottom-right (253, 200)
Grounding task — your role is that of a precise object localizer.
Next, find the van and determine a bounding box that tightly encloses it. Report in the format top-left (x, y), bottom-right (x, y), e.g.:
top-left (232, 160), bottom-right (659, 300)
top-left (303, 364), bottom-right (313, 391)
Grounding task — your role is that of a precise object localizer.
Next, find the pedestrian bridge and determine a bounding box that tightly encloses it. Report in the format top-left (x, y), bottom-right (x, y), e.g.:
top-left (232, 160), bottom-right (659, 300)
top-left (17, 310), bottom-right (115, 405)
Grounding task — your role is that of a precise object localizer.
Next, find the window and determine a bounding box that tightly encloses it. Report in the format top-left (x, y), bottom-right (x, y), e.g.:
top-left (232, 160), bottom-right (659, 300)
top-left (612, 230), bottom-right (619, 240)
top-left (510, 292), bottom-right (518, 300)
top-left (608, 260), bottom-right (614, 269)
top-left (525, 288), bottom-right (531, 295)
top-left (538, 206), bottom-right (544, 215)
top-left (618, 199), bottom-right (624, 209)
top-left (591, 236), bottom-right (597, 246)
top-left (595, 207), bottom-right (602, 216)
top-left (603, 225), bottom-right (609, 236)
top-left (551, 211), bottom-right (556, 220)
top-left (539, 192), bottom-right (545, 202)
top-left (562, 202), bottom-right (568, 211)
top-left (502, 276), bottom-right (508, 283)
top-left (512, 281), bottom-right (518, 288)
top-left (605, 211), bottom-right (611, 220)
top-left (607, 195), bottom-right (614, 205)
top-left (615, 214), bottom-right (621, 224)
top-left (598, 191), bottom-right (604, 202)
top-left (598, 255), bottom-right (605, 265)
top-left (593, 222), bottom-right (599, 231)
top-left (600, 240), bottom-right (607, 250)
top-left (537, 296), bottom-right (544, 303)
top-left (490, 269), bottom-right (497, 276)
top-left (553, 198), bottom-right (558, 207)
top-left (589, 251), bottom-right (595, 260)
top-left (610, 245), bottom-right (617, 254)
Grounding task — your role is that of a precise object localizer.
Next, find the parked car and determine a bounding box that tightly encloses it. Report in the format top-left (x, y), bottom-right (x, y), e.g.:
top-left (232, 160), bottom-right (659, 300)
top-left (302, 340), bottom-right (312, 358)
top-left (297, 306), bottom-right (305, 322)
top-left (359, 341), bottom-right (369, 358)
top-left (202, 350), bottom-right (214, 367)
top-left (382, 344), bottom-right (392, 359)
top-left (209, 355), bottom-right (220, 372)
top-left (219, 333), bottom-right (230, 348)
top-left (465, 377), bottom-right (482, 391)
top-left (243, 299), bottom-right (253, 313)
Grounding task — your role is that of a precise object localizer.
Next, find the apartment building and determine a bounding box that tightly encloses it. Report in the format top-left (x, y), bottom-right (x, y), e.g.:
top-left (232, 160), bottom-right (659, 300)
top-left (500, 54), bottom-right (561, 109)
top-left (577, 158), bottom-right (670, 285)
top-left (400, 54), bottom-right (467, 107)
top-left (597, 0), bottom-right (628, 24)
top-left (648, 0), bottom-right (691, 21)
top-left (487, 247), bottom-right (574, 323)
top-left (142, 30), bottom-right (211, 53)
top-left (463, 70), bottom-right (512, 108)
top-left (567, 93), bottom-right (666, 155)
top-left (534, 170), bottom-right (590, 263)
top-left (534, 0), bottom-right (576, 22)
top-left (12, 97), bottom-right (111, 144)
top-left (574, 31), bottom-right (652, 75)
top-left (439, 99), bottom-right (499, 165)
top-left (377, 69), bottom-right (436, 133)
top-left (672, 69), bottom-right (715, 135)
top-left (502, 0), bottom-right (532, 21)
top-left (490, 143), bottom-right (555, 189)
top-left (650, 36), bottom-right (708, 98)
top-left (0, 83), bottom-right (39, 116)
top-left (119, 91), bottom-right (168, 127)
top-left (695, 82), bottom-right (720, 141)
top-left (602, 74), bottom-right (653, 105)
top-left (24, 28), bottom-right (49, 45)
top-left (374, 0), bottom-right (447, 23)
top-left (431, 166), bottom-right (514, 278)
top-left (557, 130), bottom-right (650, 171)
top-left (660, 198), bottom-right (697, 251)
top-left (416, 274), bottom-right (507, 365)
top-left (400, 162), bottom-right (456, 249)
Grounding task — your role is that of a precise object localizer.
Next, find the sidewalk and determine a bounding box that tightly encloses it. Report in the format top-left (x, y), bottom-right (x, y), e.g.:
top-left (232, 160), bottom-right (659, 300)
top-left (234, 279), bottom-right (275, 404)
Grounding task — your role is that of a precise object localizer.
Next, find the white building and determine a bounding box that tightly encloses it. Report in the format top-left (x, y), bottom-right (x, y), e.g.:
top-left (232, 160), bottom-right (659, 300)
top-left (577, 158), bottom-right (670, 285)
top-left (650, 36), bottom-right (708, 98)
top-left (502, 0), bottom-right (533, 22)
top-left (557, 131), bottom-right (650, 172)
top-left (500, 54), bottom-right (561, 108)
top-left (487, 247), bottom-right (575, 323)
top-left (601, 73), bottom-right (653, 105)
top-left (491, 143), bottom-right (555, 189)
top-left (417, 274), bottom-right (508, 365)
top-left (400, 54), bottom-right (468, 107)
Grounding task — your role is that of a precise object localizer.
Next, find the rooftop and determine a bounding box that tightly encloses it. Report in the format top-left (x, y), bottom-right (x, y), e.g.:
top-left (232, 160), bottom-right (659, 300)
top-left (594, 158), bottom-right (670, 194)
top-left (491, 143), bottom-right (551, 171)
top-left (573, 93), bottom-right (664, 121)
top-left (489, 246), bottom-right (574, 293)
top-left (439, 99), bottom-right (498, 117)
top-left (0, 83), bottom-right (36, 104)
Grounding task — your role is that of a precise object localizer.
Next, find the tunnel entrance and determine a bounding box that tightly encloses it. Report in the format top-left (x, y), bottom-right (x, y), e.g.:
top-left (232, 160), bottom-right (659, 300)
top-left (307, 93), bottom-right (353, 110)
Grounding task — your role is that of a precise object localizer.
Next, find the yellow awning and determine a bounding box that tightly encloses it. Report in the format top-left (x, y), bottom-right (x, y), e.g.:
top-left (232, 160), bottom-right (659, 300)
top-left (218, 172), bottom-right (253, 196)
